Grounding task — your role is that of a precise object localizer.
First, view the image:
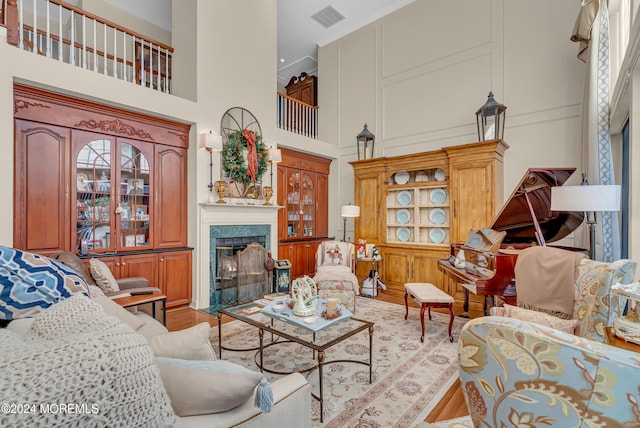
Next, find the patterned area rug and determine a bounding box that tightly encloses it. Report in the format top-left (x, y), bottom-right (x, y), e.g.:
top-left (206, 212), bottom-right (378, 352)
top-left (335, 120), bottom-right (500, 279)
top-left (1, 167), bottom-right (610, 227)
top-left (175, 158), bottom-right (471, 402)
top-left (209, 297), bottom-right (468, 427)
top-left (416, 416), bottom-right (474, 427)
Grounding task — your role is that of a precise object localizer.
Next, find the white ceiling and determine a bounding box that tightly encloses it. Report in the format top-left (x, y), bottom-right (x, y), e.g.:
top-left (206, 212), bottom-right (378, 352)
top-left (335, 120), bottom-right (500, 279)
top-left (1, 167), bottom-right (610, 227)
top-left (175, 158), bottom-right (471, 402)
top-left (101, 0), bottom-right (413, 84)
top-left (276, 0), bottom-right (414, 84)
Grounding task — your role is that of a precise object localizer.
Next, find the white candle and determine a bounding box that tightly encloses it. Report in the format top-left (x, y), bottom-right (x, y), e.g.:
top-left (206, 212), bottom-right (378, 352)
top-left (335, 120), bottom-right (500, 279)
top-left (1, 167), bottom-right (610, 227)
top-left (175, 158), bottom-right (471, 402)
top-left (326, 298), bottom-right (338, 317)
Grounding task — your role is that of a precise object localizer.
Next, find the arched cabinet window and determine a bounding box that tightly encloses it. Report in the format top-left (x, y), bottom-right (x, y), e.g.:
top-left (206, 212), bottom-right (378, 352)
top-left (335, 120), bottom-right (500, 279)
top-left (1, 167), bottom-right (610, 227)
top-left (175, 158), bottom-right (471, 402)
top-left (73, 131), bottom-right (153, 253)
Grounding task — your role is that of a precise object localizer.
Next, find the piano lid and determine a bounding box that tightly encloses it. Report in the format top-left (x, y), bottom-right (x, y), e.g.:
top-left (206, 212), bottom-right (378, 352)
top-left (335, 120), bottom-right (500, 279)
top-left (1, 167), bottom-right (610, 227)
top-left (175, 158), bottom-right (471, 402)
top-left (490, 168), bottom-right (585, 245)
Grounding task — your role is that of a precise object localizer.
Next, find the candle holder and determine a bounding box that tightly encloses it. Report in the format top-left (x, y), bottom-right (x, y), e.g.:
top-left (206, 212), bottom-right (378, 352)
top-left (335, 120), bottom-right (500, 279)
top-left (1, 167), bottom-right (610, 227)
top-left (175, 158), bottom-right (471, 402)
top-left (214, 180), bottom-right (227, 204)
top-left (263, 185), bottom-right (273, 205)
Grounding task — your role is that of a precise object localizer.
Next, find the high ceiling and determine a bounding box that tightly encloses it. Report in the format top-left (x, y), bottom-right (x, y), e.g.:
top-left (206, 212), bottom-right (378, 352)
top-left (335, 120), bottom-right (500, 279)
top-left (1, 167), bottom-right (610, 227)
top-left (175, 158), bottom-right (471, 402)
top-left (276, 0), bottom-right (413, 84)
top-left (99, 0), bottom-right (413, 84)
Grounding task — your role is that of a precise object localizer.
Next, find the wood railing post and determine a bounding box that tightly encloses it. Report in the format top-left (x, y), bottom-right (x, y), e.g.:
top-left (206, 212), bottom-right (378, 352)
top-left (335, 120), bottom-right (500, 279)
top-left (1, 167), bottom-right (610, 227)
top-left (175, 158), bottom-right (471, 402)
top-left (6, 0), bottom-right (19, 46)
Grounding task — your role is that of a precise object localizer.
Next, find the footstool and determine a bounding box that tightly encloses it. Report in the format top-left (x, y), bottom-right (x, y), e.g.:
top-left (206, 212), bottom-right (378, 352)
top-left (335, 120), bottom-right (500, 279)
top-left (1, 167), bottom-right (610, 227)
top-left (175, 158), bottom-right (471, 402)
top-left (404, 282), bottom-right (454, 342)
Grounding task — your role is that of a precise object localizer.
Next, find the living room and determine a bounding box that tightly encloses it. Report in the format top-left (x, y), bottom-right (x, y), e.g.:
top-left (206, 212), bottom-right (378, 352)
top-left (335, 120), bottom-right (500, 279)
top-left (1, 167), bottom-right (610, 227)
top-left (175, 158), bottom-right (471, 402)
top-left (2, 0), bottom-right (640, 426)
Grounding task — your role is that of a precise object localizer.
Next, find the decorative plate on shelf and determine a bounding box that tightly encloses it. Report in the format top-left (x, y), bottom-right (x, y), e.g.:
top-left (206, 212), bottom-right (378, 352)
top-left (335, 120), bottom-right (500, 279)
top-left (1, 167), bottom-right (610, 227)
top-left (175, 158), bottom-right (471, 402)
top-left (394, 171), bottom-right (410, 185)
top-left (468, 235), bottom-right (483, 249)
top-left (429, 228), bottom-right (446, 244)
top-left (434, 168), bottom-right (446, 181)
top-left (397, 190), bottom-right (412, 206)
top-left (396, 209), bottom-right (411, 224)
top-left (429, 188), bottom-right (447, 205)
top-left (396, 227), bottom-right (411, 242)
top-left (429, 208), bottom-right (446, 225)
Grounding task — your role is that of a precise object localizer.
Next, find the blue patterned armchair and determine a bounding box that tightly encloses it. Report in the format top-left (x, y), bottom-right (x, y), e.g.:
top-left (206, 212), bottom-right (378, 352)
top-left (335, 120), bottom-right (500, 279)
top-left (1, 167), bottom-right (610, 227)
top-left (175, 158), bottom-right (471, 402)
top-left (458, 316), bottom-right (640, 427)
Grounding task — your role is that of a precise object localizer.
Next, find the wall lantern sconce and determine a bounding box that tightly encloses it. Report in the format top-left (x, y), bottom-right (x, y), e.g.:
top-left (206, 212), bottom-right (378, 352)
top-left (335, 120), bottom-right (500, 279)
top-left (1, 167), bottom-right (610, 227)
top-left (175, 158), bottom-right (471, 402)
top-left (476, 91), bottom-right (507, 141)
top-left (356, 123), bottom-right (375, 160)
top-left (201, 131), bottom-right (223, 201)
top-left (341, 203), bottom-right (360, 242)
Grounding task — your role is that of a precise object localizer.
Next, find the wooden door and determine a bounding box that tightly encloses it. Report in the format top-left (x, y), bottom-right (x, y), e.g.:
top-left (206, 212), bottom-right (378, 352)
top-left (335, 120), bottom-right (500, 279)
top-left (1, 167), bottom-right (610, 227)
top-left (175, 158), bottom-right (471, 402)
top-left (315, 172), bottom-right (329, 237)
top-left (379, 247), bottom-right (410, 294)
top-left (449, 162), bottom-right (492, 243)
top-left (14, 120), bottom-right (70, 255)
top-left (118, 138), bottom-right (154, 250)
top-left (155, 145), bottom-right (187, 248)
top-left (412, 248), bottom-right (448, 290)
top-left (159, 249), bottom-right (192, 307)
top-left (277, 243), bottom-right (293, 266)
top-left (354, 172), bottom-right (382, 242)
top-left (71, 130), bottom-right (119, 254)
top-left (120, 253), bottom-right (158, 285)
top-left (302, 241), bottom-right (318, 277)
top-left (276, 166), bottom-right (288, 241)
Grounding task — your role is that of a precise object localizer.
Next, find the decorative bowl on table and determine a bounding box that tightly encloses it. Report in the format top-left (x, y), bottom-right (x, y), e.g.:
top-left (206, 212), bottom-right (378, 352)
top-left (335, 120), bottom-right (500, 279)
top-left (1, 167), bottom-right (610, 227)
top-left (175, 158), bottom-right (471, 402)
top-left (273, 302), bottom-right (286, 313)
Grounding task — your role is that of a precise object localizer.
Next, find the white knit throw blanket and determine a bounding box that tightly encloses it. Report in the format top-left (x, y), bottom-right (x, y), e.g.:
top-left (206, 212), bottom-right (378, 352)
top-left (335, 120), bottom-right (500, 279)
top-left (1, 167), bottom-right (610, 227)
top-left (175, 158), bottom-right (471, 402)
top-left (0, 295), bottom-right (175, 427)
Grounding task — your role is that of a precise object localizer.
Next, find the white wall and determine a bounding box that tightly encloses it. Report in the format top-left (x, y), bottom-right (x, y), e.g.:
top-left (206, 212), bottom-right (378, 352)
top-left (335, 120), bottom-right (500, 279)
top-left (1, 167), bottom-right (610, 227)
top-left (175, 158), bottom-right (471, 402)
top-left (4, 0), bottom-right (628, 307)
top-left (319, 0), bottom-right (586, 245)
top-left (0, 0), bottom-right (331, 309)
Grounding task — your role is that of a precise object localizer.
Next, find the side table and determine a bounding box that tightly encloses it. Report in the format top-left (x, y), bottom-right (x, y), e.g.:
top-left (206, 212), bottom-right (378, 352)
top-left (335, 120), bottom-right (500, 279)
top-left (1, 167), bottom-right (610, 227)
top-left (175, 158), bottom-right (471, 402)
top-left (356, 257), bottom-right (384, 297)
top-left (112, 291), bottom-right (167, 326)
top-left (605, 326), bottom-right (640, 353)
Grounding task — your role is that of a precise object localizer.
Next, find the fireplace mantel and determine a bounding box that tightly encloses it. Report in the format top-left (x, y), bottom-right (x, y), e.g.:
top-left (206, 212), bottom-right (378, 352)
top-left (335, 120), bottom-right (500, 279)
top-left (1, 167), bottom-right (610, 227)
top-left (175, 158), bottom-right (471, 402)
top-left (199, 202), bottom-right (283, 211)
top-left (195, 202), bottom-right (281, 309)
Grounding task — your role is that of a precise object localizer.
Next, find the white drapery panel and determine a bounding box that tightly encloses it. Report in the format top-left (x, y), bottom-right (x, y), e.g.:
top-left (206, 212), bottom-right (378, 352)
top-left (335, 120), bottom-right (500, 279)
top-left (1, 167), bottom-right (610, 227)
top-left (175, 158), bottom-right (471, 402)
top-left (571, 0), bottom-right (620, 262)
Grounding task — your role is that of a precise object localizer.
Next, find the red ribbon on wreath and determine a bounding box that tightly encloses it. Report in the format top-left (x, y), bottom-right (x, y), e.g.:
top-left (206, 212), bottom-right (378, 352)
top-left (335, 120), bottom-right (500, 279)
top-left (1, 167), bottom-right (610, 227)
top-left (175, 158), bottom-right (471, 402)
top-left (242, 129), bottom-right (258, 183)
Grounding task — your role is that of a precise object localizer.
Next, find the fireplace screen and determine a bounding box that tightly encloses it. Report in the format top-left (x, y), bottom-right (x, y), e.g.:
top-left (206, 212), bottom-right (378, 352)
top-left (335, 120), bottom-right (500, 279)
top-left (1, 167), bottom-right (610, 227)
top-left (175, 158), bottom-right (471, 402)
top-left (217, 241), bottom-right (269, 305)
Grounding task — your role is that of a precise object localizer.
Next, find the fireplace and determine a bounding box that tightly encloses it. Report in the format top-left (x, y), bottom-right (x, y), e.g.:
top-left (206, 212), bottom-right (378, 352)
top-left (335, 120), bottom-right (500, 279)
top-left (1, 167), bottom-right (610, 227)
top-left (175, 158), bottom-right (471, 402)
top-left (215, 236), bottom-right (268, 305)
top-left (198, 203), bottom-right (280, 311)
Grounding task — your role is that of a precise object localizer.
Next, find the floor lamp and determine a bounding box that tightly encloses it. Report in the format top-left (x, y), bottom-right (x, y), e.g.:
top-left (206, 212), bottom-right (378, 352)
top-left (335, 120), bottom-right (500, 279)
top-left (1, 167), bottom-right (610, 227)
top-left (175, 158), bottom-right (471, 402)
top-left (550, 178), bottom-right (621, 260)
top-left (341, 204), bottom-right (360, 242)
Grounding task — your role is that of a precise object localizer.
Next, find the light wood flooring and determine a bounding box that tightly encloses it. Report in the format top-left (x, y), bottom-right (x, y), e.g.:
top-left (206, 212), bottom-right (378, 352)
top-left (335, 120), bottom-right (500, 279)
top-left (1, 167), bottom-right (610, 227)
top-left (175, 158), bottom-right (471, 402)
top-left (165, 291), bottom-right (478, 423)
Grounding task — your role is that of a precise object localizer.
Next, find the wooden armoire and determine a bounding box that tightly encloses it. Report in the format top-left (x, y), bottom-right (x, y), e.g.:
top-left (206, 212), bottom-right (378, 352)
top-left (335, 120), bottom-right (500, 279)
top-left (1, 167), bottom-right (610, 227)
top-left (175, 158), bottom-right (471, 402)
top-left (350, 140), bottom-right (508, 313)
top-left (13, 85), bottom-right (193, 308)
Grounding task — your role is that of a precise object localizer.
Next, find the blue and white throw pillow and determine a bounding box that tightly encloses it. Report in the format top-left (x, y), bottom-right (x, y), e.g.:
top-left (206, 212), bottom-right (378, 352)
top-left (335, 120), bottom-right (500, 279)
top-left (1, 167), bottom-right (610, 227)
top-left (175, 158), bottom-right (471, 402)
top-left (0, 246), bottom-right (88, 320)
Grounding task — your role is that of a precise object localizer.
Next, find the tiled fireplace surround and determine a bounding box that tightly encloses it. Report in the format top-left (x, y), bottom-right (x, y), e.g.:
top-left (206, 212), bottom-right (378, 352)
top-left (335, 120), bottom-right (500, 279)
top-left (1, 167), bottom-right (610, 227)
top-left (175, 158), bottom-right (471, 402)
top-left (196, 202), bottom-right (280, 309)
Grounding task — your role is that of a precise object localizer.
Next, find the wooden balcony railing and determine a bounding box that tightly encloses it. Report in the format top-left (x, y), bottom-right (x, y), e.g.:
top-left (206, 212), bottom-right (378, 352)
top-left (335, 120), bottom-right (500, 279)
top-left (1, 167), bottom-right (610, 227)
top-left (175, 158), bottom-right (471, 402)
top-left (277, 92), bottom-right (318, 139)
top-left (4, 0), bottom-right (173, 93)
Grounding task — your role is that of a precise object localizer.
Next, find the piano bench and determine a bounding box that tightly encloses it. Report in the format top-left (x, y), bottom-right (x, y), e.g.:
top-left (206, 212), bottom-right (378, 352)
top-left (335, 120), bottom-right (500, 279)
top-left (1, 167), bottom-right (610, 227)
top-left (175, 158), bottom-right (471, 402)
top-left (404, 282), bottom-right (454, 342)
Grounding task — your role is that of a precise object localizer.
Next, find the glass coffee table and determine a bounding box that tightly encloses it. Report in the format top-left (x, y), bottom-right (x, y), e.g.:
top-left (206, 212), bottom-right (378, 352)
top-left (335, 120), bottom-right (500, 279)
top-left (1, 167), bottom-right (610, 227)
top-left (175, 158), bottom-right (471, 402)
top-left (217, 301), bottom-right (374, 422)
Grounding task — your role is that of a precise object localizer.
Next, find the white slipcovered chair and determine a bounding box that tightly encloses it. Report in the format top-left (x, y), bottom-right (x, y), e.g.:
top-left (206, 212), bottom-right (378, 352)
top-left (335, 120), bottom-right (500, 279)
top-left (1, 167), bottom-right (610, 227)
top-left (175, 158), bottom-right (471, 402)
top-left (313, 240), bottom-right (360, 312)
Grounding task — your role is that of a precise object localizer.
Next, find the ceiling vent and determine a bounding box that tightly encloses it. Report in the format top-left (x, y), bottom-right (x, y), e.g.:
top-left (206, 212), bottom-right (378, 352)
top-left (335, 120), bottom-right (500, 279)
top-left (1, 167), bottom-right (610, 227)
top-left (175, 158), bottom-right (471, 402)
top-left (311, 5), bottom-right (345, 28)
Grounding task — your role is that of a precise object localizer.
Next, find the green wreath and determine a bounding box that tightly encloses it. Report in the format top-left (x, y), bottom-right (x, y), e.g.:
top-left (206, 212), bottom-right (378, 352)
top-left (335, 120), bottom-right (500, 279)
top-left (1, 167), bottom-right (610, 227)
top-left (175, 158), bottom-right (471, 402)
top-left (222, 130), bottom-right (269, 185)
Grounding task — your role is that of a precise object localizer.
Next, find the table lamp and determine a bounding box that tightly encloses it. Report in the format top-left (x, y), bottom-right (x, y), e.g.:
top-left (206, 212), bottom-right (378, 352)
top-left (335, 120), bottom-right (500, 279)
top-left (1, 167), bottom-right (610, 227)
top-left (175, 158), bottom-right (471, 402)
top-left (550, 175), bottom-right (621, 259)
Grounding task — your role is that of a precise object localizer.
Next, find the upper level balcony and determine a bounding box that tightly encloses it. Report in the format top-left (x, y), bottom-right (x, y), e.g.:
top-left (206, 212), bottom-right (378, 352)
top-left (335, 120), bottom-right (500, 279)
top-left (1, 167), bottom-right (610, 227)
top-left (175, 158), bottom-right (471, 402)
top-left (1, 0), bottom-right (318, 139)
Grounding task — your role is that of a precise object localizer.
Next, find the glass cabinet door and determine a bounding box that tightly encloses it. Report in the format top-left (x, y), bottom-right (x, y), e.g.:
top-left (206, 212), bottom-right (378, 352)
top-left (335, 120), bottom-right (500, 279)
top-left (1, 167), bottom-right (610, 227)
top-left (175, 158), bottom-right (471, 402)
top-left (301, 172), bottom-right (315, 236)
top-left (119, 141), bottom-right (151, 249)
top-left (286, 171), bottom-right (301, 238)
top-left (75, 137), bottom-right (152, 253)
top-left (75, 138), bottom-right (114, 253)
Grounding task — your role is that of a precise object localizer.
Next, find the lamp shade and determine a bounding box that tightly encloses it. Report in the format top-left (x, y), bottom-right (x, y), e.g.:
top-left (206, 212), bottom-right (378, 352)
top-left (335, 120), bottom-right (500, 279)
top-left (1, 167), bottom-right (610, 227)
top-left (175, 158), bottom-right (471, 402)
top-left (551, 185), bottom-right (621, 212)
top-left (268, 147), bottom-right (282, 163)
top-left (202, 132), bottom-right (222, 152)
top-left (341, 205), bottom-right (360, 217)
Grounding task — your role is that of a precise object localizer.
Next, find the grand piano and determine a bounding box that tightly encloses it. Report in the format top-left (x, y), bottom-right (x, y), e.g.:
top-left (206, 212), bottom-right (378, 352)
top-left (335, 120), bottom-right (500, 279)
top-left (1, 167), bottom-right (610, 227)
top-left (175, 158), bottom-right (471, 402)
top-left (438, 168), bottom-right (585, 315)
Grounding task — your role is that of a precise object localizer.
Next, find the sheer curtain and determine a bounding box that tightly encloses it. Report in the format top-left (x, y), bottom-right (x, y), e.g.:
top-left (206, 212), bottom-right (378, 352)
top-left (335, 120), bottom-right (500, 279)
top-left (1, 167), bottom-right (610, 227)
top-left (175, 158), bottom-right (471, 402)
top-left (571, 0), bottom-right (620, 262)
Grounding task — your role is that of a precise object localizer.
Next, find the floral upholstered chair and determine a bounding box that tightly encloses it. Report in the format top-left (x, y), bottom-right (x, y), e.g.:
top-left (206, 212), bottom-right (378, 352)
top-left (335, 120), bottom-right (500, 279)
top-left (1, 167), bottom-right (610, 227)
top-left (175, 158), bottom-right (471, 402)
top-left (312, 241), bottom-right (359, 312)
top-left (491, 246), bottom-right (637, 343)
top-left (458, 316), bottom-right (640, 427)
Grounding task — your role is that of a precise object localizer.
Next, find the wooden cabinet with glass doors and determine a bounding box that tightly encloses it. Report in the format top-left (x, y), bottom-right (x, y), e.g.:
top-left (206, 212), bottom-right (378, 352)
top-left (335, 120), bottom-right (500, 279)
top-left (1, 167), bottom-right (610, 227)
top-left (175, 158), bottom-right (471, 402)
top-left (73, 130), bottom-right (153, 253)
top-left (277, 148), bottom-right (331, 279)
top-left (13, 85), bottom-right (191, 308)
